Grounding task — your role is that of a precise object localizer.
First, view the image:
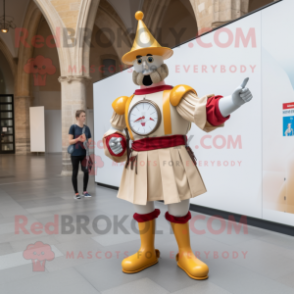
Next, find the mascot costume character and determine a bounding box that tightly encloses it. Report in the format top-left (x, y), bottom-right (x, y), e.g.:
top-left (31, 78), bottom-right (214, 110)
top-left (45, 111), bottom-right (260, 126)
top-left (102, 11), bottom-right (253, 280)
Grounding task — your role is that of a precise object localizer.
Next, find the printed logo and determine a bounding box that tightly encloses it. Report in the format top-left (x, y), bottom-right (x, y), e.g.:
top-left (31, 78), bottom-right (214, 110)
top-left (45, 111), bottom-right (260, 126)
top-left (23, 241), bottom-right (55, 272)
top-left (24, 55), bottom-right (56, 86)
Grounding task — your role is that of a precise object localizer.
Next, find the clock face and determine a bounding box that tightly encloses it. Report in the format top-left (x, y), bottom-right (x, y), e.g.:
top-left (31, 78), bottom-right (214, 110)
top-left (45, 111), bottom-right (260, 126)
top-left (129, 100), bottom-right (161, 136)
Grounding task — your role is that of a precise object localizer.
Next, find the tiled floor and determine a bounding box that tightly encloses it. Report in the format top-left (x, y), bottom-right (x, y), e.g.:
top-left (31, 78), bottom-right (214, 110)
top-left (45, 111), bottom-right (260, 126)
top-left (0, 154), bottom-right (294, 293)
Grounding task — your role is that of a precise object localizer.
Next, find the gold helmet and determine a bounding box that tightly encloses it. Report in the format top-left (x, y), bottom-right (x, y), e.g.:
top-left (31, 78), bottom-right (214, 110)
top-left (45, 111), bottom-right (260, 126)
top-left (121, 11), bottom-right (174, 65)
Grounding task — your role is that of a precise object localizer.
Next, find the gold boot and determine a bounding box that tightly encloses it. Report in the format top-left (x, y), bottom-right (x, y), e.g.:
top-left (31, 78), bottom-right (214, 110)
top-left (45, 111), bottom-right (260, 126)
top-left (166, 211), bottom-right (209, 280)
top-left (122, 209), bottom-right (160, 273)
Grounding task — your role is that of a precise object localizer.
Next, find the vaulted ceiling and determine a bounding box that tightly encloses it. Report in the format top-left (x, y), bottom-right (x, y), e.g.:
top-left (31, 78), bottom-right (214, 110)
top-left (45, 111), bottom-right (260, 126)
top-left (0, 0), bottom-right (31, 58)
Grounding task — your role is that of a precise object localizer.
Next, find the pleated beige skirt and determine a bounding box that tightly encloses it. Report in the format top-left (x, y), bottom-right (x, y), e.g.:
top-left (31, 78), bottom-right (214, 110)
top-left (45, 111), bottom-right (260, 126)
top-left (117, 145), bottom-right (207, 205)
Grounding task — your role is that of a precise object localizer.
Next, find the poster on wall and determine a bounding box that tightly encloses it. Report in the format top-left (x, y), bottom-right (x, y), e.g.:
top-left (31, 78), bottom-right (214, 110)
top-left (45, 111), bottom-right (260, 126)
top-left (283, 103), bottom-right (294, 137)
top-left (262, 0), bottom-right (294, 226)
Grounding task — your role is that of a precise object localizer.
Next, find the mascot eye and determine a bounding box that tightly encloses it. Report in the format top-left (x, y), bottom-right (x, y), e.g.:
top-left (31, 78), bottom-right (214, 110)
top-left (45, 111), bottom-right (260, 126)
top-left (147, 57), bottom-right (154, 63)
top-left (137, 58), bottom-right (142, 65)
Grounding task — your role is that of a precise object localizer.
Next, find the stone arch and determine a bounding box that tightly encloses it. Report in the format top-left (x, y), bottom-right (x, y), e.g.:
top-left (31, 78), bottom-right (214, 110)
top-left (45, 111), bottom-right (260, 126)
top-left (15, 1), bottom-right (43, 98)
top-left (152, 0), bottom-right (198, 47)
top-left (29, 15), bottom-right (61, 109)
top-left (75, 0), bottom-right (101, 78)
top-left (14, 1), bottom-right (43, 153)
top-left (0, 38), bottom-right (16, 77)
top-left (0, 47), bottom-right (15, 95)
top-left (142, 0), bottom-right (172, 34)
top-left (189, 0), bottom-right (250, 33)
top-left (32, 0), bottom-right (101, 172)
top-left (33, 0), bottom-right (101, 78)
top-left (0, 38), bottom-right (16, 96)
top-left (92, 0), bottom-right (198, 65)
top-left (94, 6), bottom-right (132, 61)
top-left (33, 0), bottom-right (71, 77)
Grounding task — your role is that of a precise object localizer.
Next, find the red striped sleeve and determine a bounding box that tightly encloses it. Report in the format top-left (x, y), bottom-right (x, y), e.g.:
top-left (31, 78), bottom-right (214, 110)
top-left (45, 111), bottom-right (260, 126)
top-left (206, 95), bottom-right (230, 126)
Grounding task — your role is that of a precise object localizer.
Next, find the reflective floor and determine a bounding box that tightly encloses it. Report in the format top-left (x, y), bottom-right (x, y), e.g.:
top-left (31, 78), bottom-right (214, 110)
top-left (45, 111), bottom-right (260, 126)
top-left (0, 154), bottom-right (294, 293)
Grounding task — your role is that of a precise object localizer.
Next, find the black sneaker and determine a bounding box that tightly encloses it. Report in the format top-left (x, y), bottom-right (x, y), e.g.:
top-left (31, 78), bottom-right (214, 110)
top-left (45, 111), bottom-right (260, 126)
top-left (74, 193), bottom-right (82, 200)
top-left (82, 192), bottom-right (92, 198)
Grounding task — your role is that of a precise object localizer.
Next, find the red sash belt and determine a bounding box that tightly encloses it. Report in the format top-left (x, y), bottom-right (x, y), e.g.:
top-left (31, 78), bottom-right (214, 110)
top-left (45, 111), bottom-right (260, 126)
top-left (131, 135), bottom-right (187, 151)
top-left (125, 134), bottom-right (197, 174)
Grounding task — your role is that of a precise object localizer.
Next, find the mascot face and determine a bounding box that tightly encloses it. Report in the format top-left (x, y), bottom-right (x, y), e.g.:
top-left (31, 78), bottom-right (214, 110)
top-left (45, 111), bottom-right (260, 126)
top-left (132, 54), bottom-right (169, 86)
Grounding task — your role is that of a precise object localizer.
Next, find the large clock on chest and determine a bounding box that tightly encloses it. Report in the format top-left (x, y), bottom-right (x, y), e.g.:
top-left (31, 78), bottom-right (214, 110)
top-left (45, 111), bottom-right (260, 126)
top-left (128, 98), bottom-right (162, 136)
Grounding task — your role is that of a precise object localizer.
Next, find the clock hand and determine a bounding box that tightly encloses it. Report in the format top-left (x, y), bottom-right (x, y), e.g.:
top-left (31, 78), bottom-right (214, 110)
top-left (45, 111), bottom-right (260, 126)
top-left (150, 117), bottom-right (155, 121)
top-left (134, 116), bottom-right (143, 122)
top-left (134, 116), bottom-right (145, 122)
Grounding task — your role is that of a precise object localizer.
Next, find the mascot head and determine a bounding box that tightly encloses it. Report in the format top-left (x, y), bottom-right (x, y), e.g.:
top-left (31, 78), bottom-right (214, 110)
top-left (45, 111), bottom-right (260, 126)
top-left (121, 11), bottom-right (173, 87)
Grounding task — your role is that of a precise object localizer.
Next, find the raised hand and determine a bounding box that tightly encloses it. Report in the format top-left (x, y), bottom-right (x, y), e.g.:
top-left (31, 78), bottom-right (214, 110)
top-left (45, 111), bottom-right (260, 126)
top-left (231, 77), bottom-right (253, 106)
top-left (218, 77), bottom-right (253, 117)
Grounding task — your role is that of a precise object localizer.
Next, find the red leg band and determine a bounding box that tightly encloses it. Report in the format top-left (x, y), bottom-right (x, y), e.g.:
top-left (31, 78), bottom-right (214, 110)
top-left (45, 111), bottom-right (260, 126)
top-left (165, 211), bottom-right (191, 224)
top-left (133, 209), bottom-right (161, 222)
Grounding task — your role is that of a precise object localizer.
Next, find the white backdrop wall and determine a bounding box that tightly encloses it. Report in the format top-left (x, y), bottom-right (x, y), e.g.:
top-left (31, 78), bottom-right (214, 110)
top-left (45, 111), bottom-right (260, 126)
top-left (93, 0), bottom-right (294, 226)
top-left (261, 1), bottom-right (294, 226)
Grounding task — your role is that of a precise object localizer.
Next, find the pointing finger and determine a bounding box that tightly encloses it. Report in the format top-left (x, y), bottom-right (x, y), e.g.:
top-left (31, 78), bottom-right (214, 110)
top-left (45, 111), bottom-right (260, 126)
top-left (241, 77), bottom-right (249, 88)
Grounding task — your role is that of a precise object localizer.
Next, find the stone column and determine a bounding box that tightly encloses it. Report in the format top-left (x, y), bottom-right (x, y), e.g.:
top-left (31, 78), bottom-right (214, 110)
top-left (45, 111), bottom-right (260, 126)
top-left (13, 1), bottom-right (42, 154)
top-left (14, 96), bottom-right (34, 154)
top-left (58, 76), bottom-right (91, 175)
top-left (33, 0), bottom-right (100, 174)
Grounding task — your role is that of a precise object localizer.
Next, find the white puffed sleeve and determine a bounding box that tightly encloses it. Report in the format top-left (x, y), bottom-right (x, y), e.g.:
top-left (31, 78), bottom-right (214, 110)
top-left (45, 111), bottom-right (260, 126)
top-left (176, 91), bottom-right (227, 133)
top-left (109, 111), bottom-right (126, 131)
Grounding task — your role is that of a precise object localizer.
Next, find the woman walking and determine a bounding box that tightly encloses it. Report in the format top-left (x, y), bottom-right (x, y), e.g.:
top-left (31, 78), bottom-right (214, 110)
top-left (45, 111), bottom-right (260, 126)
top-left (68, 110), bottom-right (92, 199)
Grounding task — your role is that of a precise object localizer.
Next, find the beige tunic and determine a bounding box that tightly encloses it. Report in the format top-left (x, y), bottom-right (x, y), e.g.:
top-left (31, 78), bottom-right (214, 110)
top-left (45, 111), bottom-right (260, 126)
top-left (102, 90), bottom-right (226, 205)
